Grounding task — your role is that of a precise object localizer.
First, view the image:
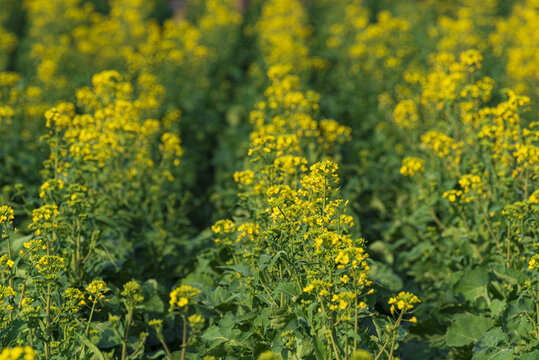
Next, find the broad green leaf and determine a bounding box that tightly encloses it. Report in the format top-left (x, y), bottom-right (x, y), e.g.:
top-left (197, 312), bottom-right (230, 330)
top-left (0, 319), bottom-right (25, 347)
top-left (299, 338), bottom-right (315, 358)
top-left (473, 348), bottom-right (514, 360)
top-left (201, 325), bottom-right (230, 350)
top-left (472, 327), bottom-right (514, 360)
top-left (201, 314), bottom-right (243, 351)
top-left (201, 286), bottom-right (239, 309)
top-left (504, 297), bottom-right (535, 342)
top-left (519, 350), bottom-right (539, 360)
top-left (273, 282), bottom-right (300, 299)
top-left (313, 336), bottom-right (328, 360)
top-left (489, 299), bottom-right (506, 319)
top-left (454, 266), bottom-right (489, 303)
top-left (490, 264), bottom-right (527, 285)
top-left (446, 314), bottom-right (495, 347)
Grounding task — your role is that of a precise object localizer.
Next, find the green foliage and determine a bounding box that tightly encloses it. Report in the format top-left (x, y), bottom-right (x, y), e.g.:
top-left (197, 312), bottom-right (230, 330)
top-left (0, 0), bottom-right (538, 359)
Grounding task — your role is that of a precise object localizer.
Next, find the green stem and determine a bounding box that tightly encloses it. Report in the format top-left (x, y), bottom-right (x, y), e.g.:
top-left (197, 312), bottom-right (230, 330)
top-left (430, 208), bottom-right (447, 230)
top-left (79, 301), bottom-right (97, 360)
top-left (353, 282), bottom-right (358, 352)
top-left (5, 224), bottom-right (13, 322)
top-left (85, 301), bottom-right (97, 336)
top-left (279, 263), bottom-right (284, 307)
top-left (76, 219), bottom-right (81, 282)
top-left (388, 310), bottom-right (405, 360)
top-left (536, 287), bottom-right (539, 339)
top-left (180, 315), bottom-right (188, 360)
top-left (129, 341), bottom-right (145, 359)
top-left (345, 324), bottom-right (349, 360)
top-left (317, 297), bottom-right (341, 360)
top-left (121, 310), bottom-right (134, 360)
top-left (506, 228), bottom-right (511, 268)
top-left (158, 336), bottom-right (174, 360)
top-left (45, 283), bottom-right (52, 359)
top-left (373, 337), bottom-right (390, 360)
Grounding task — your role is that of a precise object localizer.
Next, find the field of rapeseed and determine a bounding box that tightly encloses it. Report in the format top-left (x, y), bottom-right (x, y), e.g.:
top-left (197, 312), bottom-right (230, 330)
top-left (0, 0), bottom-right (537, 359)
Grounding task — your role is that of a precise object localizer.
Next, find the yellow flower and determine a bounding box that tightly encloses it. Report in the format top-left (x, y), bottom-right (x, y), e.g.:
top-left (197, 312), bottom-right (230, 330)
top-left (443, 190), bottom-right (463, 203)
top-left (335, 251), bottom-right (350, 269)
top-left (234, 170), bottom-right (255, 185)
top-left (85, 280), bottom-right (109, 303)
top-left (169, 285), bottom-right (200, 311)
top-left (529, 190), bottom-right (539, 204)
top-left (400, 157), bottom-right (425, 176)
top-left (393, 100), bottom-right (419, 128)
top-left (529, 255), bottom-right (539, 271)
top-left (188, 314), bottom-right (205, 328)
top-left (303, 284), bottom-right (314, 293)
top-left (460, 49), bottom-right (483, 71)
top-left (388, 291), bottom-right (420, 315)
top-left (0, 206), bottom-right (14, 225)
top-left (0, 346), bottom-right (36, 360)
top-left (211, 219), bottom-right (236, 234)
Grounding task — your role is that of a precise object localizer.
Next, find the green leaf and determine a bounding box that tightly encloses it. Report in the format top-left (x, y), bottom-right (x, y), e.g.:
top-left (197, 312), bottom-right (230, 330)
top-left (201, 325), bottom-right (230, 350)
top-left (0, 319), bottom-right (25, 347)
top-left (446, 314), bottom-right (495, 347)
top-left (503, 297), bottom-right (535, 342)
top-left (368, 241), bottom-right (394, 264)
top-left (299, 338), bottom-right (315, 358)
top-left (490, 264), bottom-right (527, 285)
top-left (80, 334), bottom-right (105, 360)
top-left (472, 327), bottom-right (514, 360)
top-left (307, 301), bottom-right (318, 325)
top-left (96, 324), bottom-right (121, 348)
top-left (489, 299), bottom-right (506, 319)
top-left (369, 261), bottom-right (402, 292)
top-left (454, 266), bottom-right (489, 303)
top-left (258, 254), bottom-right (272, 271)
top-left (142, 279), bottom-right (164, 313)
top-left (201, 314), bottom-right (243, 351)
top-left (255, 307), bottom-right (271, 330)
top-left (269, 251), bottom-right (287, 270)
top-left (201, 286), bottom-right (239, 309)
top-left (313, 336), bottom-right (328, 360)
top-left (473, 348), bottom-right (514, 360)
top-left (345, 329), bottom-right (363, 342)
top-left (519, 350), bottom-right (539, 360)
top-left (273, 282), bottom-right (300, 299)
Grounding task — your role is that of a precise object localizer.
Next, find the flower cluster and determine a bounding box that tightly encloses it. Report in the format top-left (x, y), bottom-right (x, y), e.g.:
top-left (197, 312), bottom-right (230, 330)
top-left (86, 280), bottom-right (109, 304)
top-left (0, 347), bottom-right (36, 360)
top-left (0, 205), bottom-right (14, 225)
top-left (169, 285), bottom-right (200, 312)
top-left (490, 0), bottom-right (539, 97)
top-left (400, 157), bottom-right (425, 177)
top-left (388, 291), bottom-right (421, 316)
